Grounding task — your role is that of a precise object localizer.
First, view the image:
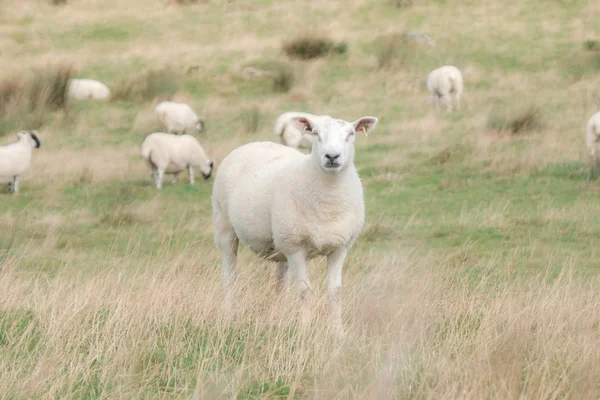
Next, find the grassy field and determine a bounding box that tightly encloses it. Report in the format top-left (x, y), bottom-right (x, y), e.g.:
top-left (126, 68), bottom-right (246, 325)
top-left (1, 0), bottom-right (600, 398)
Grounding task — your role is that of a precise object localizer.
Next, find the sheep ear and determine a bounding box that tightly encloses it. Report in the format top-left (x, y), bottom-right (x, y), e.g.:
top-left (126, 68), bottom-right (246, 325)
top-left (291, 117), bottom-right (314, 133)
top-left (29, 131), bottom-right (41, 148)
top-left (352, 117), bottom-right (378, 136)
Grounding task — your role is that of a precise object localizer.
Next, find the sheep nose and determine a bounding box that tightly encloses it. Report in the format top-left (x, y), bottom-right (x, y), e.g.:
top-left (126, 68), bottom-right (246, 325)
top-left (325, 153), bottom-right (340, 161)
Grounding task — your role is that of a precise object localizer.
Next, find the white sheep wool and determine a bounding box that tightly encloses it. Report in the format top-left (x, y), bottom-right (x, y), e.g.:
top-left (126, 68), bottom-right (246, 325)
top-left (427, 65), bottom-right (463, 112)
top-left (0, 131), bottom-right (41, 194)
top-left (212, 114), bottom-right (378, 334)
top-left (140, 132), bottom-right (213, 189)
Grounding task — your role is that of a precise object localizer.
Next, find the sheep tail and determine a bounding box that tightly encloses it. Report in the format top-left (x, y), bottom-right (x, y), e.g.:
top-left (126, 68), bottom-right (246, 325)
top-left (141, 144), bottom-right (152, 162)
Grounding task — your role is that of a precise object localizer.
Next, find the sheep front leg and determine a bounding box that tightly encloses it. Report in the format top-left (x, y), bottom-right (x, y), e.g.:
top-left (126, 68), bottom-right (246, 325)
top-left (454, 92), bottom-right (461, 111)
top-left (275, 261), bottom-right (291, 295)
top-left (9, 176), bottom-right (19, 194)
top-left (155, 169), bottom-right (164, 189)
top-left (287, 250), bottom-right (312, 325)
top-left (216, 230), bottom-right (239, 312)
top-left (589, 145), bottom-right (597, 183)
top-left (327, 247), bottom-right (348, 337)
top-left (170, 173), bottom-right (179, 184)
top-left (188, 166), bottom-right (195, 185)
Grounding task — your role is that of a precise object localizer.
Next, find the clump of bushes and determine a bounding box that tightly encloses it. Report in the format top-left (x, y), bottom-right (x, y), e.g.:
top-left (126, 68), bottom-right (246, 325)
top-left (391, 0), bottom-right (412, 7)
top-left (487, 106), bottom-right (543, 135)
top-left (583, 39), bottom-right (600, 52)
top-left (51, 0), bottom-right (67, 4)
top-left (374, 33), bottom-right (409, 69)
top-left (271, 63), bottom-right (294, 93)
top-left (0, 64), bottom-right (73, 134)
top-left (241, 59), bottom-right (295, 93)
top-left (167, 0), bottom-right (204, 4)
top-left (111, 68), bottom-right (180, 102)
top-left (283, 36), bottom-right (348, 60)
top-left (0, 64), bottom-right (73, 116)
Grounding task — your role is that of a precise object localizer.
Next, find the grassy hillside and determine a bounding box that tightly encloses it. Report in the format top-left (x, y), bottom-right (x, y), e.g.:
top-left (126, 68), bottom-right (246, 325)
top-left (1, 0), bottom-right (600, 398)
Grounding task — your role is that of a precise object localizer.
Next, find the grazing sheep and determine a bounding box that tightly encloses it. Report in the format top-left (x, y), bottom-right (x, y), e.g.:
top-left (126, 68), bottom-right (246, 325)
top-left (426, 65), bottom-right (463, 112)
top-left (586, 111), bottom-right (600, 180)
top-left (140, 132), bottom-right (214, 189)
top-left (154, 101), bottom-right (204, 135)
top-left (212, 114), bottom-right (378, 333)
top-left (0, 131), bottom-right (41, 194)
top-left (67, 79), bottom-right (111, 100)
top-left (273, 111), bottom-right (328, 150)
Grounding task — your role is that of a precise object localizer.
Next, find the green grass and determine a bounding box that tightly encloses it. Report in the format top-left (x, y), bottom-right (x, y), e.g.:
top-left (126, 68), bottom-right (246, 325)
top-left (1, 0), bottom-right (600, 397)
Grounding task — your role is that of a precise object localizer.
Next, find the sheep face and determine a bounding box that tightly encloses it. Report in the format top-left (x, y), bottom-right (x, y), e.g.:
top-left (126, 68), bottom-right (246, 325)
top-left (17, 131), bottom-right (41, 149)
top-left (291, 116), bottom-right (378, 173)
top-left (201, 160), bottom-right (214, 180)
top-left (195, 118), bottom-right (205, 133)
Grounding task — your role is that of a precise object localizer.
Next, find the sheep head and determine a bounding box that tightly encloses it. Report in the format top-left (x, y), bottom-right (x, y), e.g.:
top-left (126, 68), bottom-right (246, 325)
top-left (291, 115), bottom-right (378, 173)
top-left (17, 131), bottom-right (41, 149)
top-left (195, 117), bottom-right (205, 133)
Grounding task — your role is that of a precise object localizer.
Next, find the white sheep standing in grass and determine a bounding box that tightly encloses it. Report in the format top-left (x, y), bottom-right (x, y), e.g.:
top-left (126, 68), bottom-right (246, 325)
top-left (67, 79), bottom-right (111, 100)
top-left (0, 131), bottom-right (41, 194)
top-left (426, 65), bottom-right (463, 112)
top-left (586, 111), bottom-right (600, 180)
top-left (154, 101), bottom-right (205, 135)
top-left (140, 132), bottom-right (213, 189)
top-left (212, 114), bottom-right (378, 334)
top-left (273, 111), bottom-right (327, 150)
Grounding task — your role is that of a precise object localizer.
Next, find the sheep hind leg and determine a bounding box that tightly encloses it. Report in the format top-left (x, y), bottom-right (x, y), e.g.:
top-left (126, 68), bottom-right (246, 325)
top-left (170, 173), bottom-right (179, 185)
top-left (589, 146), bottom-right (597, 183)
top-left (214, 216), bottom-right (239, 314)
top-left (431, 94), bottom-right (440, 111)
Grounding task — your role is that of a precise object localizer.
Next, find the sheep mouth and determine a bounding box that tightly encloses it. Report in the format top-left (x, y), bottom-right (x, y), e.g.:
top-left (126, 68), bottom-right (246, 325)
top-left (202, 171), bottom-right (212, 180)
top-left (324, 161), bottom-right (341, 169)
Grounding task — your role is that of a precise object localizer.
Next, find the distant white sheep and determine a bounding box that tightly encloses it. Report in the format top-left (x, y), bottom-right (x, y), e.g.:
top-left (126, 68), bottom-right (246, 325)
top-left (154, 101), bottom-right (204, 135)
top-left (586, 112), bottom-right (600, 178)
top-left (140, 132), bottom-right (213, 189)
top-left (212, 114), bottom-right (378, 334)
top-left (67, 79), bottom-right (111, 100)
top-left (426, 65), bottom-right (463, 112)
top-left (273, 111), bottom-right (325, 150)
top-left (0, 131), bottom-right (41, 194)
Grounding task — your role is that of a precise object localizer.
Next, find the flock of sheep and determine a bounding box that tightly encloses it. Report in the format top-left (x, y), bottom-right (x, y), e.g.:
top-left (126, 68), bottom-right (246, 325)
top-left (2, 61), bottom-right (600, 334)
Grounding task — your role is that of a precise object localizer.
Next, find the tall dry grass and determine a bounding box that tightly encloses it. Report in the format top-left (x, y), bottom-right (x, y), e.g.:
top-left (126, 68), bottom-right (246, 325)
top-left (0, 65), bottom-right (72, 116)
top-left (1, 246), bottom-right (598, 398)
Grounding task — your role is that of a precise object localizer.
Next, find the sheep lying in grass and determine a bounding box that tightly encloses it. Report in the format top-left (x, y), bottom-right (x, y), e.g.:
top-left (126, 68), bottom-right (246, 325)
top-left (140, 133), bottom-right (213, 189)
top-left (212, 114), bottom-right (378, 333)
top-left (0, 131), bottom-right (41, 194)
top-left (273, 111), bottom-right (326, 150)
top-left (67, 79), bottom-right (111, 100)
top-left (427, 65), bottom-right (463, 112)
top-left (586, 111), bottom-right (600, 180)
top-left (154, 101), bottom-right (204, 135)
